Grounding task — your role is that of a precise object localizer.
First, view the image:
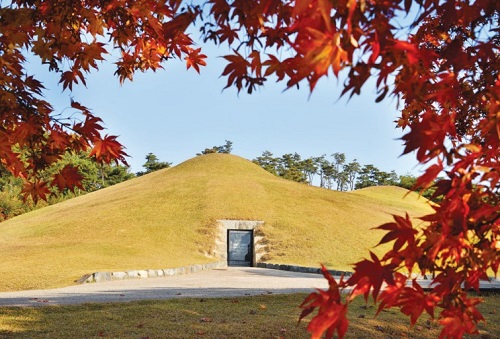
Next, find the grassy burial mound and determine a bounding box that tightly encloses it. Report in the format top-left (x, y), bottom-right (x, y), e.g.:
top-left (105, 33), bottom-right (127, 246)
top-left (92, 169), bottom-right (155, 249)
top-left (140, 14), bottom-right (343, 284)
top-left (0, 154), bottom-right (433, 291)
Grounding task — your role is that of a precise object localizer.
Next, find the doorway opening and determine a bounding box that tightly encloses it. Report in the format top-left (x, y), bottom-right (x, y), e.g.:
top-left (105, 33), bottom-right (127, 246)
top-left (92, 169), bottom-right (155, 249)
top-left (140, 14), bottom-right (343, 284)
top-left (227, 229), bottom-right (253, 267)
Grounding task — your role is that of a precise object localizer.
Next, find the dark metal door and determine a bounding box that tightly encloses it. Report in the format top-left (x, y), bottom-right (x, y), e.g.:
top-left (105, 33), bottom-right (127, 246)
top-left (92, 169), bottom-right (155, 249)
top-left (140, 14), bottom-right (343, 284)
top-left (227, 230), bottom-right (253, 266)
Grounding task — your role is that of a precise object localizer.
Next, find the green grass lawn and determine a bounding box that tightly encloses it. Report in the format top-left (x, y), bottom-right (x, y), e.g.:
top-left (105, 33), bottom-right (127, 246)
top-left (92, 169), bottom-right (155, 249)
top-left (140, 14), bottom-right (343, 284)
top-left (0, 293), bottom-right (498, 338)
top-left (0, 154), bottom-right (434, 291)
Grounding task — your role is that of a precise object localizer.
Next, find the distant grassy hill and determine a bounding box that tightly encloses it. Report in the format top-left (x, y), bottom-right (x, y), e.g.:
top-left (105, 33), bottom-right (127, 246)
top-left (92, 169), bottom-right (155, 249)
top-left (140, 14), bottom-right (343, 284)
top-left (0, 154), bottom-right (433, 291)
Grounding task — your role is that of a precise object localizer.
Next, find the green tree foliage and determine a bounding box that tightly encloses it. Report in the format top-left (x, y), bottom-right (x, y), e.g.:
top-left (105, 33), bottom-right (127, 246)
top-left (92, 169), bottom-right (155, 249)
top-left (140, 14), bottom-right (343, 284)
top-left (47, 152), bottom-right (134, 193)
top-left (254, 151), bottom-right (417, 192)
top-left (254, 151), bottom-right (361, 189)
top-left (398, 173), bottom-right (441, 202)
top-left (253, 152), bottom-right (308, 184)
top-left (252, 151), bottom-right (279, 176)
top-left (316, 155), bottom-right (335, 189)
top-left (0, 166), bottom-right (32, 221)
top-left (101, 164), bottom-right (135, 187)
top-left (197, 140), bottom-right (233, 156)
top-left (331, 152), bottom-right (346, 190)
top-left (301, 157), bottom-right (318, 185)
top-left (0, 152), bottom-right (134, 221)
top-left (278, 153), bottom-right (307, 183)
top-left (344, 160), bottom-right (361, 191)
top-left (136, 153), bottom-right (172, 176)
top-left (355, 164), bottom-right (398, 189)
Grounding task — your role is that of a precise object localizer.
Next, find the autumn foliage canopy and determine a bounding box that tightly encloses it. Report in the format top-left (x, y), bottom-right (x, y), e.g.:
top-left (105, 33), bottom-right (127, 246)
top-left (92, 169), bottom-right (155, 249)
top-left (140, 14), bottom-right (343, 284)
top-left (1, 0), bottom-right (499, 337)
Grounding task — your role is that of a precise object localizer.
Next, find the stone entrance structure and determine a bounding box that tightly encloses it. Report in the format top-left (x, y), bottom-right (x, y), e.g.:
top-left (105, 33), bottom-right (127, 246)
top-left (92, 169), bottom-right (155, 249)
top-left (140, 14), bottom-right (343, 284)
top-left (214, 220), bottom-right (266, 267)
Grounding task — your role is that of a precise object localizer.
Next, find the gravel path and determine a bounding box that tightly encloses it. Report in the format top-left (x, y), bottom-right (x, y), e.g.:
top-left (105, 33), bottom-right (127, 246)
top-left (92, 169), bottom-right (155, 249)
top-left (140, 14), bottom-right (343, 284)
top-left (0, 267), bottom-right (329, 307)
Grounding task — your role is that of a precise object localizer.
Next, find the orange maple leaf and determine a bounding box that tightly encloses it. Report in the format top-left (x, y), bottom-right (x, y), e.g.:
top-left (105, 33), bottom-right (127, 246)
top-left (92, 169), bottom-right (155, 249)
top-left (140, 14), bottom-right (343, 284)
top-left (185, 48), bottom-right (207, 73)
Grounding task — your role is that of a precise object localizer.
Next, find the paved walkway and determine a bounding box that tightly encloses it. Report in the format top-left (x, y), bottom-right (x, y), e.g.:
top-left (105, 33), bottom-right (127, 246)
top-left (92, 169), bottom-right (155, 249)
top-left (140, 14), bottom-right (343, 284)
top-left (0, 267), bottom-right (329, 307)
top-left (1, 267), bottom-right (498, 307)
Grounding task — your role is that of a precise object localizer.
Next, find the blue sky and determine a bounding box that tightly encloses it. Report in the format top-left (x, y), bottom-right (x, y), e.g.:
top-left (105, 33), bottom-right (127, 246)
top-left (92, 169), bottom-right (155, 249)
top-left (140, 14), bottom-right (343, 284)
top-left (32, 41), bottom-right (421, 177)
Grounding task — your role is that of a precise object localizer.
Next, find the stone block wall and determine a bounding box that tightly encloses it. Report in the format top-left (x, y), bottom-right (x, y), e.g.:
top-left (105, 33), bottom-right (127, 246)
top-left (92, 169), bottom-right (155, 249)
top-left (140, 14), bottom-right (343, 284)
top-left (214, 219), bottom-right (267, 265)
top-left (78, 261), bottom-right (227, 284)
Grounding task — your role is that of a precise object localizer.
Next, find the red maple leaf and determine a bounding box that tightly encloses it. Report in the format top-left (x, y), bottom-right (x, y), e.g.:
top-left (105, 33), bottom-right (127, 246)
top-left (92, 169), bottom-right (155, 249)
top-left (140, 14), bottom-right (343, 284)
top-left (222, 50), bottom-right (250, 91)
top-left (22, 180), bottom-right (50, 203)
top-left (412, 162), bottom-right (443, 191)
top-left (299, 266), bottom-right (349, 339)
top-left (398, 281), bottom-right (440, 325)
top-left (72, 111), bottom-right (104, 141)
top-left (369, 32), bottom-right (380, 64)
top-left (48, 129), bottom-right (70, 149)
top-left (307, 298), bottom-right (349, 339)
top-left (375, 213), bottom-right (417, 253)
top-left (438, 295), bottom-right (484, 338)
top-left (347, 252), bottom-right (397, 302)
top-left (51, 165), bottom-right (84, 192)
top-left (391, 39), bottom-right (420, 66)
top-left (376, 272), bottom-right (407, 314)
top-left (59, 69), bottom-right (86, 91)
top-left (89, 134), bottom-right (129, 165)
top-left (185, 47), bottom-right (207, 73)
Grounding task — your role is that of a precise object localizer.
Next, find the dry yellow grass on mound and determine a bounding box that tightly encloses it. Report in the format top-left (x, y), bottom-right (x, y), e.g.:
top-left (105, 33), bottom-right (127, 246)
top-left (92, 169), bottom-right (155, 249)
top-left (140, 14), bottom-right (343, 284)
top-left (0, 154), bottom-right (434, 291)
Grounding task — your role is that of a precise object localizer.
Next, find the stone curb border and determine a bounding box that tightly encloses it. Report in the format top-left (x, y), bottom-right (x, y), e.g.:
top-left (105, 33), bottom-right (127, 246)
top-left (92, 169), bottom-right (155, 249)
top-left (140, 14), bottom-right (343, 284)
top-left (78, 261), bottom-right (499, 291)
top-left (77, 261), bottom-right (227, 284)
top-left (76, 261), bottom-right (353, 285)
top-left (256, 262), bottom-right (353, 277)
top-left (256, 263), bottom-right (500, 287)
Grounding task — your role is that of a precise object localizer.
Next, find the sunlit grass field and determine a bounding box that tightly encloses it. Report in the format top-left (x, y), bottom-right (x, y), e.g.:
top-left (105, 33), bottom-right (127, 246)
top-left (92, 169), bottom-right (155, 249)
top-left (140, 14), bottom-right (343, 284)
top-left (0, 293), bottom-right (498, 338)
top-left (0, 154), bottom-right (433, 291)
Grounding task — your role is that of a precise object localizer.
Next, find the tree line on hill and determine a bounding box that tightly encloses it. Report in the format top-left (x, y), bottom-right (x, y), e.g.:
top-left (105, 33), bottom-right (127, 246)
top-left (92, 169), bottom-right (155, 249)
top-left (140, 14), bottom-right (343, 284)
top-left (251, 150), bottom-right (431, 194)
top-left (0, 141), bottom-right (433, 221)
top-left (196, 140), bottom-right (233, 156)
